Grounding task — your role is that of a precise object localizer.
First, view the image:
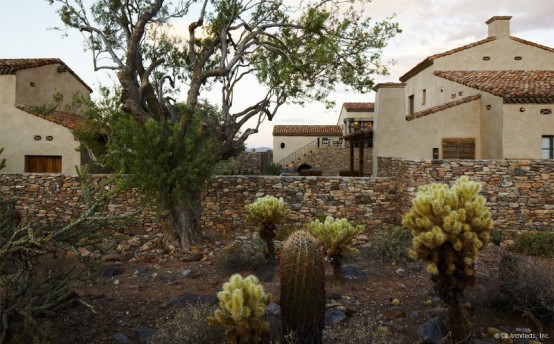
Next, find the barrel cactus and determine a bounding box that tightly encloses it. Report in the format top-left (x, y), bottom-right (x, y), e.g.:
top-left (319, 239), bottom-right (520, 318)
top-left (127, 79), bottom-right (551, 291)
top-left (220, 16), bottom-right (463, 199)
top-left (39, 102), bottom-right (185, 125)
top-left (208, 274), bottom-right (270, 344)
top-left (280, 230), bottom-right (325, 344)
top-left (246, 195), bottom-right (287, 262)
top-left (307, 216), bottom-right (364, 280)
top-left (402, 177), bottom-right (493, 343)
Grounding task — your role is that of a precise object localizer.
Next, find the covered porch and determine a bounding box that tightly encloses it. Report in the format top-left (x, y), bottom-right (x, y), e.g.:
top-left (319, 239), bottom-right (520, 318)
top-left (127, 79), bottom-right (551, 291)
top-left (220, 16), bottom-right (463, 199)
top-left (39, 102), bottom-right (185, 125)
top-left (342, 128), bottom-right (373, 177)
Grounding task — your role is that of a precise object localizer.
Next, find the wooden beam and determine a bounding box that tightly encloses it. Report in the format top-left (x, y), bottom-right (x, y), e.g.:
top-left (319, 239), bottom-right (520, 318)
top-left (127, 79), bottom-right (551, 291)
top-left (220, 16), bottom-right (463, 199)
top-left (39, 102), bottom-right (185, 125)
top-left (359, 143), bottom-right (364, 176)
top-left (349, 143), bottom-right (354, 175)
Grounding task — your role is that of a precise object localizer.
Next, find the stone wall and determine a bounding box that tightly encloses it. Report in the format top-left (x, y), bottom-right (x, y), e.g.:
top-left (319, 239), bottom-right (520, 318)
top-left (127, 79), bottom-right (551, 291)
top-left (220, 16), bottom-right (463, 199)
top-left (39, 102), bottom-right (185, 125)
top-left (378, 157), bottom-right (554, 232)
top-left (0, 174), bottom-right (398, 234)
top-left (290, 147), bottom-right (373, 176)
top-left (203, 175), bottom-right (397, 232)
top-left (228, 151), bottom-right (273, 174)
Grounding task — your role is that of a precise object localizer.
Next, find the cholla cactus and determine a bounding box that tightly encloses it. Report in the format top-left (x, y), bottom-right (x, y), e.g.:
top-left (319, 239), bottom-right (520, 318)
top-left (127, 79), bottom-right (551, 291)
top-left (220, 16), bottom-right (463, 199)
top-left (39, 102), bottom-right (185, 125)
top-left (280, 230), bottom-right (325, 344)
top-left (402, 177), bottom-right (493, 343)
top-left (246, 196), bottom-right (287, 261)
top-left (209, 274), bottom-right (270, 344)
top-left (307, 216), bottom-right (364, 280)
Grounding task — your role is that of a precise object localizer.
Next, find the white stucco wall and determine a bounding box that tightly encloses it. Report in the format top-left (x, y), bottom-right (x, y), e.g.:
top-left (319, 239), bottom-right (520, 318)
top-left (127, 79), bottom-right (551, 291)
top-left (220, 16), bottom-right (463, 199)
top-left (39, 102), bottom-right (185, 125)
top-left (0, 71), bottom-right (84, 174)
top-left (273, 135), bottom-right (342, 163)
top-left (337, 107), bottom-right (374, 135)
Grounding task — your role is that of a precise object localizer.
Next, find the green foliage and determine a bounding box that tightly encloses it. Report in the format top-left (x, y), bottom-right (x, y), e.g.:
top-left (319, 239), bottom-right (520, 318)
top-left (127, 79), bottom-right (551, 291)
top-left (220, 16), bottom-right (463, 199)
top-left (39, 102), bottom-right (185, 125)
top-left (369, 226), bottom-right (413, 265)
top-left (0, 167), bottom-right (132, 343)
top-left (490, 229), bottom-right (504, 246)
top-left (402, 176), bottom-right (493, 342)
top-left (246, 196), bottom-right (288, 261)
top-left (508, 231), bottom-right (554, 258)
top-left (209, 274), bottom-right (270, 344)
top-left (280, 230), bottom-right (325, 344)
top-left (497, 254), bottom-right (554, 323)
top-left (261, 163), bottom-right (283, 176)
top-left (307, 216), bottom-right (364, 279)
top-left (275, 226), bottom-right (299, 242)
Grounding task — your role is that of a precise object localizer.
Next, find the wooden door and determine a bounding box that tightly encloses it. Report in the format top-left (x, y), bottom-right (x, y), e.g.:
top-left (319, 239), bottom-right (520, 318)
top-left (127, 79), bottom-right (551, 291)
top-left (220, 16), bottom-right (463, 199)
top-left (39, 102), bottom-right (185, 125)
top-left (25, 156), bottom-right (62, 173)
top-left (442, 138), bottom-right (475, 159)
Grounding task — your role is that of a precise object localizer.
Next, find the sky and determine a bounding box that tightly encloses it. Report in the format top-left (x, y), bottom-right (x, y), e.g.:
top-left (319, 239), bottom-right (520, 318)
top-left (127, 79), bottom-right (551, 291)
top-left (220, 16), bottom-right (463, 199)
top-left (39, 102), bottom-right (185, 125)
top-left (2, 0), bottom-right (554, 149)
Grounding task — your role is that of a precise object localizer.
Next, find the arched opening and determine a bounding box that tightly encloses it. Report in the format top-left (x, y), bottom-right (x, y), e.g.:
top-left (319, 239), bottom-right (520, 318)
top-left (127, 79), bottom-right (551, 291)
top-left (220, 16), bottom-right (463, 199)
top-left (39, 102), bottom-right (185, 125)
top-left (296, 163), bottom-right (312, 172)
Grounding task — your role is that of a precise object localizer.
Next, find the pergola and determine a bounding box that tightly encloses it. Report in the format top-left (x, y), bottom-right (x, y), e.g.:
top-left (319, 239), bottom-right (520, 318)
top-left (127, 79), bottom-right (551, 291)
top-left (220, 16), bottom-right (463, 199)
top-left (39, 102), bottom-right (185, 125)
top-left (343, 128), bottom-right (373, 176)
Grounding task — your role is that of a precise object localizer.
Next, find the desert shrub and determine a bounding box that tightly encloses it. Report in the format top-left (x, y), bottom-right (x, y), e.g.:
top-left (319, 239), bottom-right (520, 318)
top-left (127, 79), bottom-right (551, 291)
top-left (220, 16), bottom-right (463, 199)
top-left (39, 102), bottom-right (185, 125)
top-left (262, 163), bottom-right (283, 176)
top-left (208, 274), bottom-right (270, 343)
top-left (246, 196), bottom-right (288, 262)
top-left (497, 254), bottom-right (554, 323)
top-left (369, 226), bottom-right (412, 265)
top-left (402, 177), bottom-right (493, 343)
top-left (323, 316), bottom-right (404, 344)
top-left (0, 167), bottom-right (132, 343)
top-left (307, 216), bottom-right (364, 280)
top-left (508, 231), bottom-right (554, 258)
top-left (216, 238), bottom-right (269, 273)
top-left (152, 303), bottom-right (225, 344)
top-left (490, 229), bottom-right (504, 246)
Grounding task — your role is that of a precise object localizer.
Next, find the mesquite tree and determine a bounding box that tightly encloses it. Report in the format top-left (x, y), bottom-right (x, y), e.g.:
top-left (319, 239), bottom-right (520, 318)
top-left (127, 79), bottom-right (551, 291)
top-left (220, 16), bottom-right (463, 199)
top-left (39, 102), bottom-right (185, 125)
top-left (46, 0), bottom-right (400, 248)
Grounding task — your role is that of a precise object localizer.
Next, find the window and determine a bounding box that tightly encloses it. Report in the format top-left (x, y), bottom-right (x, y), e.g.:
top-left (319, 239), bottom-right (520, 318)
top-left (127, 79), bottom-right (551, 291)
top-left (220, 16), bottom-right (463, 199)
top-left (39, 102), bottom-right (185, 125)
top-left (422, 89), bottom-right (426, 105)
top-left (540, 109), bottom-right (552, 115)
top-left (25, 156), bottom-right (62, 173)
top-left (542, 136), bottom-right (554, 159)
top-left (280, 142), bottom-right (285, 149)
top-left (347, 120), bottom-right (373, 134)
top-left (408, 95), bottom-right (414, 114)
top-left (442, 138), bottom-right (475, 159)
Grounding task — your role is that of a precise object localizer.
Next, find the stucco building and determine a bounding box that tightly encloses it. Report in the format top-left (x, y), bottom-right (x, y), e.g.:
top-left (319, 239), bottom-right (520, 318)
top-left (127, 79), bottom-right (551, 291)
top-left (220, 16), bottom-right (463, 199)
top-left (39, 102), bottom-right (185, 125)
top-left (374, 16), bottom-right (554, 161)
top-left (337, 102), bottom-right (375, 138)
top-left (0, 58), bottom-right (92, 174)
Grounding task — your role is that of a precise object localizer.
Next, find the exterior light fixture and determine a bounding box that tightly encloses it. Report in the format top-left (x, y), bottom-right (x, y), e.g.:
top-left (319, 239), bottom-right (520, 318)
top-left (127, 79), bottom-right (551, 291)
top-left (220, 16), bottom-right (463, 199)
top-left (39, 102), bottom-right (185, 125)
top-left (432, 148), bottom-right (439, 160)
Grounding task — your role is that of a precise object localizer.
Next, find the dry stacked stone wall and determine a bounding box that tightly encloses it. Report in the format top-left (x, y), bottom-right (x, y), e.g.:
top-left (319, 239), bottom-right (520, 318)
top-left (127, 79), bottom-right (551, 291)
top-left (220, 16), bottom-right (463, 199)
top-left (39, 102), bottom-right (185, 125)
top-left (291, 147), bottom-right (372, 176)
top-left (379, 157), bottom-right (554, 232)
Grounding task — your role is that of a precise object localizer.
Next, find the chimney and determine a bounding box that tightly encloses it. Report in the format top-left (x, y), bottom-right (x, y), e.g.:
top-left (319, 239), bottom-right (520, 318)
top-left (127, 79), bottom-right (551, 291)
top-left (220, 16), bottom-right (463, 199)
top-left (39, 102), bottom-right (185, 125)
top-left (486, 16), bottom-right (512, 38)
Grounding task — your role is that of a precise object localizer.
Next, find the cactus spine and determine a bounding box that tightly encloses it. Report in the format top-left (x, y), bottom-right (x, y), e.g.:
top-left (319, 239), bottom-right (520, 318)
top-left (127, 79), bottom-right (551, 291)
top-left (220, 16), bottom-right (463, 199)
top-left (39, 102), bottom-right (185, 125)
top-left (307, 216), bottom-right (364, 280)
top-left (402, 177), bottom-right (493, 343)
top-left (208, 274), bottom-right (270, 344)
top-left (246, 196), bottom-right (287, 262)
top-left (279, 230), bottom-right (325, 344)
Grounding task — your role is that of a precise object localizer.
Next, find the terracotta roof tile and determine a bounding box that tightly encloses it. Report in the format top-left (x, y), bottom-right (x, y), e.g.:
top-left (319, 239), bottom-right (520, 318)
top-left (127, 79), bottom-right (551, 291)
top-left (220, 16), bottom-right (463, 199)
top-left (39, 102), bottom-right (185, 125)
top-left (510, 36), bottom-right (554, 53)
top-left (434, 70), bottom-right (554, 103)
top-left (342, 102), bottom-right (374, 112)
top-left (399, 37), bottom-right (497, 82)
top-left (273, 125), bottom-right (342, 136)
top-left (374, 82), bottom-right (406, 90)
top-left (0, 58), bottom-right (92, 93)
top-left (15, 104), bottom-right (86, 131)
top-left (406, 94), bottom-right (481, 121)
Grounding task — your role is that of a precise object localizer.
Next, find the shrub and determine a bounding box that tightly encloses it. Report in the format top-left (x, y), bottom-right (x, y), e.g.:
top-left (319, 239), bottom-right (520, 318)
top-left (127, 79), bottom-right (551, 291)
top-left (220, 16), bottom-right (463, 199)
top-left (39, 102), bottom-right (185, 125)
top-left (152, 303), bottom-right (225, 344)
top-left (275, 226), bottom-right (299, 242)
top-left (261, 163), bottom-right (283, 176)
top-left (246, 196), bottom-right (288, 262)
top-left (307, 216), bottom-right (364, 280)
top-left (280, 231), bottom-right (325, 344)
top-left (490, 229), bottom-right (504, 246)
top-left (497, 254), bottom-right (554, 323)
top-left (216, 238), bottom-right (269, 273)
top-left (508, 231), bottom-right (554, 258)
top-left (208, 274), bottom-right (270, 344)
top-left (402, 177), bottom-right (493, 343)
top-left (369, 226), bottom-right (413, 265)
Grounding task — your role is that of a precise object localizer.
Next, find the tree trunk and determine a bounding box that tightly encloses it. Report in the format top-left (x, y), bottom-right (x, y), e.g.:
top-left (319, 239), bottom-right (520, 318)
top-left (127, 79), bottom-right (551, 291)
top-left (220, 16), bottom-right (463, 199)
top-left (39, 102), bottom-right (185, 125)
top-left (164, 190), bottom-right (203, 248)
top-left (260, 224), bottom-right (276, 262)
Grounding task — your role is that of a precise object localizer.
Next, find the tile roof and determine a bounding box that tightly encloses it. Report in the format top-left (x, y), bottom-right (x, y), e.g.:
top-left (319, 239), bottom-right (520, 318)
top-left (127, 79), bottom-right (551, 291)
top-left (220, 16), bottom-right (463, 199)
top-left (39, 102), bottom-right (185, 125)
top-left (342, 102), bottom-right (374, 112)
top-left (510, 36), bottom-right (554, 53)
top-left (15, 104), bottom-right (86, 131)
top-left (399, 37), bottom-right (497, 82)
top-left (0, 58), bottom-right (92, 93)
top-left (273, 125), bottom-right (342, 136)
top-left (374, 82), bottom-right (406, 90)
top-left (406, 94), bottom-right (481, 121)
top-left (434, 70), bottom-right (554, 103)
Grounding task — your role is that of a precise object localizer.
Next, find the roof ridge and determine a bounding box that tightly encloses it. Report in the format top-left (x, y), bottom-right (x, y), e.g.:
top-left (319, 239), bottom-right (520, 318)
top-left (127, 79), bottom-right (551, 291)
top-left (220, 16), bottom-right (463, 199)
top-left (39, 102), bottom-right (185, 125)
top-left (399, 37), bottom-right (497, 83)
top-left (406, 94), bottom-right (481, 121)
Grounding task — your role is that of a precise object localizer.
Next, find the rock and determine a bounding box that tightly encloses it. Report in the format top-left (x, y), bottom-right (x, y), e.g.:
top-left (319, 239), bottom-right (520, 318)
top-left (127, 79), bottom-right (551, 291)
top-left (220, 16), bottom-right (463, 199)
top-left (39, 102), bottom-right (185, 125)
top-left (384, 309), bottom-right (406, 319)
top-left (417, 316), bottom-right (446, 344)
top-left (426, 307), bottom-right (447, 318)
top-left (112, 333), bottom-right (130, 344)
top-left (102, 254), bottom-right (126, 262)
top-left (264, 302), bottom-right (281, 317)
top-left (410, 310), bottom-right (421, 320)
top-left (134, 267), bottom-right (148, 275)
top-left (170, 294), bottom-right (218, 307)
top-left (99, 265), bottom-right (124, 277)
top-left (135, 327), bottom-right (157, 344)
top-left (325, 308), bottom-right (347, 325)
top-left (78, 247), bottom-right (91, 257)
top-left (181, 269), bottom-right (192, 277)
top-left (182, 253), bottom-right (204, 262)
top-left (327, 292), bottom-right (342, 300)
top-left (341, 266), bottom-right (366, 281)
top-left (396, 268), bottom-right (407, 276)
